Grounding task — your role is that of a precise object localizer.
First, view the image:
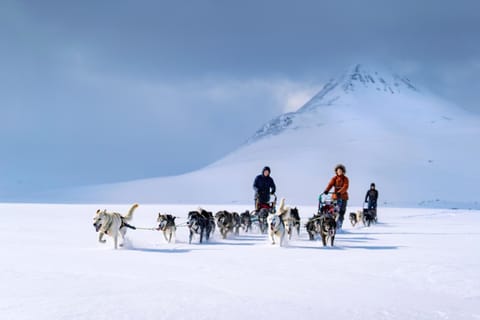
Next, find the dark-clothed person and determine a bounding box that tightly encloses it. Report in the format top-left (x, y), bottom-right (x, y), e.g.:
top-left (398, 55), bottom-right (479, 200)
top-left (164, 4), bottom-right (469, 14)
top-left (365, 183), bottom-right (379, 210)
top-left (253, 166), bottom-right (276, 210)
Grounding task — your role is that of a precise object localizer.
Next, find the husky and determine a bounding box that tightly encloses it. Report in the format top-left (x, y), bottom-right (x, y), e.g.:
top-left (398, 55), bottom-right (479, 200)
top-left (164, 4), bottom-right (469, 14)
top-left (201, 209), bottom-right (215, 238)
top-left (362, 208), bottom-right (377, 227)
top-left (187, 210), bottom-right (207, 244)
top-left (188, 208), bottom-right (215, 244)
top-left (277, 198), bottom-right (301, 240)
top-left (157, 213), bottom-right (176, 243)
top-left (255, 208), bottom-right (269, 234)
top-left (320, 214), bottom-right (337, 246)
top-left (215, 210), bottom-right (235, 239)
top-left (287, 207), bottom-right (301, 239)
top-left (232, 212), bottom-right (241, 236)
top-left (267, 213), bottom-right (285, 246)
top-left (349, 210), bottom-right (363, 227)
top-left (305, 214), bottom-right (322, 240)
top-left (93, 203), bottom-right (139, 249)
top-left (240, 210), bottom-right (252, 233)
top-left (267, 198), bottom-right (291, 246)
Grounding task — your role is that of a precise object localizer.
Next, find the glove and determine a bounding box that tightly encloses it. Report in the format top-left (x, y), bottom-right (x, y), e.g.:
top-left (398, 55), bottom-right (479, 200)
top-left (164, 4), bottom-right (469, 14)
top-left (323, 191), bottom-right (328, 195)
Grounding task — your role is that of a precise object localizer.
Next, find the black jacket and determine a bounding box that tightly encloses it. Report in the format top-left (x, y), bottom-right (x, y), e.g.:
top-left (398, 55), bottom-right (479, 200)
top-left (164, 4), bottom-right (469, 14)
top-left (365, 189), bottom-right (379, 203)
top-left (253, 174), bottom-right (276, 204)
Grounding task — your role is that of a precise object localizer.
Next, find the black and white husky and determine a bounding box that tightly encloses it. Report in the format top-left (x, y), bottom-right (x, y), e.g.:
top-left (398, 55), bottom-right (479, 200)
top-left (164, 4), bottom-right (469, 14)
top-left (187, 209), bottom-right (214, 244)
top-left (240, 210), bottom-right (252, 233)
top-left (306, 214), bottom-right (321, 241)
top-left (320, 214), bottom-right (337, 246)
top-left (362, 208), bottom-right (377, 227)
top-left (267, 214), bottom-right (285, 246)
top-left (156, 213), bottom-right (176, 243)
top-left (267, 198), bottom-right (291, 246)
top-left (287, 207), bottom-right (301, 239)
top-left (215, 210), bottom-right (235, 239)
top-left (349, 210), bottom-right (363, 227)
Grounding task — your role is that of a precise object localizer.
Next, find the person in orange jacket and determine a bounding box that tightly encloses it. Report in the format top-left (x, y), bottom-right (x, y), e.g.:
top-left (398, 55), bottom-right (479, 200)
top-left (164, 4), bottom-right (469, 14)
top-left (323, 164), bottom-right (349, 229)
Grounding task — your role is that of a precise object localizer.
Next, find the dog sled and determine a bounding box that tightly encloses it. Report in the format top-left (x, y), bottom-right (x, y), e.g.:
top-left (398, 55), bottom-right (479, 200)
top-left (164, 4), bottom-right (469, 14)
top-left (318, 193), bottom-right (338, 217)
top-left (303, 193), bottom-right (338, 246)
top-left (251, 194), bottom-right (277, 234)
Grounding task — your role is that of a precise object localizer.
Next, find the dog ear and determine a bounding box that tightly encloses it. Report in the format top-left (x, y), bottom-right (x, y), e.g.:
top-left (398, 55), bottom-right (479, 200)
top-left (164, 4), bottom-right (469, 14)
top-left (96, 209), bottom-right (101, 214)
top-left (173, 216), bottom-right (176, 221)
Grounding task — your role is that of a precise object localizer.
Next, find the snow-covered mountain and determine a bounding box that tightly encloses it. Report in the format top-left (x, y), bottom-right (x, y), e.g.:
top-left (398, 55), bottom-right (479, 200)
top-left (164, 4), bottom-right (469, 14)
top-left (48, 64), bottom-right (480, 208)
top-left (248, 64), bottom-right (419, 143)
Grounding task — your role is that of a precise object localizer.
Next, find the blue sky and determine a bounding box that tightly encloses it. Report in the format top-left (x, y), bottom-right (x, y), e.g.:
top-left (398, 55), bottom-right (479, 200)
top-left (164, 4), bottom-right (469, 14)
top-left (1, 0), bottom-right (479, 200)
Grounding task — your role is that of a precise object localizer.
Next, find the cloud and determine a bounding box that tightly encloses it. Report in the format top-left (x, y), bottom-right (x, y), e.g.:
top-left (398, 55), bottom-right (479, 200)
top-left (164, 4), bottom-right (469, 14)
top-left (1, 0), bottom-right (479, 200)
top-left (0, 46), bottom-right (324, 198)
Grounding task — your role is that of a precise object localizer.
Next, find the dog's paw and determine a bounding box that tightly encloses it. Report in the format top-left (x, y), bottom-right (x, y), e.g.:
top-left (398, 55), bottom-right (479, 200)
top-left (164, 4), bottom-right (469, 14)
top-left (99, 239), bottom-right (106, 243)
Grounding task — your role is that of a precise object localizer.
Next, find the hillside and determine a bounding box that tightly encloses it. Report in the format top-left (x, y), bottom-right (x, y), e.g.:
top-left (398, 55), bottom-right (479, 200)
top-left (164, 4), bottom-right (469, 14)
top-left (44, 65), bottom-right (480, 208)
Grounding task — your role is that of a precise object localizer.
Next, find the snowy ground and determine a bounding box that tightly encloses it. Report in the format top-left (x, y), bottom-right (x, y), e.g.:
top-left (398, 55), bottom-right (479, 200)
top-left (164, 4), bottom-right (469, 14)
top-left (0, 203), bottom-right (479, 320)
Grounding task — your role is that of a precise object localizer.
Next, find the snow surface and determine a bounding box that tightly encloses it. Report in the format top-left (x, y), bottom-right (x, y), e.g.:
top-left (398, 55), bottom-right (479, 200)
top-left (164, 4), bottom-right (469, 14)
top-left (1, 203), bottom-right (479, 320)
top-left (43, 65), bottom-right (480, 209)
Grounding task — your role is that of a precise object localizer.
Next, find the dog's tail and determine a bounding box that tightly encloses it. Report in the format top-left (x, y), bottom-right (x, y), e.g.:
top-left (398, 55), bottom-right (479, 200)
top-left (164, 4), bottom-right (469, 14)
top-left (278, 198), bottom-right (286, 215)
top-left (124, 203), bottom-right (139, 221)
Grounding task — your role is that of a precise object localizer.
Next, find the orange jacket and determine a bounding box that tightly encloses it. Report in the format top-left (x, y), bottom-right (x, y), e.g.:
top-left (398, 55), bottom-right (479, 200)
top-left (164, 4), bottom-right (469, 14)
top-left (324, 175), bottom-right (349, 200)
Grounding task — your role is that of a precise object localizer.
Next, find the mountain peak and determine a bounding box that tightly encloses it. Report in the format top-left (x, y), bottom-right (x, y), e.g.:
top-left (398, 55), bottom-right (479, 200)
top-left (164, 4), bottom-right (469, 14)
top-left (342, 64), bottom-right (418, 94)
top-left (248, 64), bottom-right (422, 143)
top-left (298, 64), bottom-right (419, 113)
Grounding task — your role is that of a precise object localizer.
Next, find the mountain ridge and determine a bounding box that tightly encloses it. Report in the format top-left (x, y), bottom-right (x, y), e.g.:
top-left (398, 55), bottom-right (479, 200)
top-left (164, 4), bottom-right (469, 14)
top-left (248, 64), bottom-right (440, 143)
top-left (39, 64), bottom-right (480, 209)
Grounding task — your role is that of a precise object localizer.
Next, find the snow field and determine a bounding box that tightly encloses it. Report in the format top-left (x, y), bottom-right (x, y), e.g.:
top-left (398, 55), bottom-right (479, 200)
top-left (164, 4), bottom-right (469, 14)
top-left (0, 203), bottom-right (479, 319)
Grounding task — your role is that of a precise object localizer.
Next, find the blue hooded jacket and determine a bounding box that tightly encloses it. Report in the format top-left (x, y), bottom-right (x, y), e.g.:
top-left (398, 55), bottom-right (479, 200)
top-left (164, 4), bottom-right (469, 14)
top-left (253, 166), bottom-right (276, 203)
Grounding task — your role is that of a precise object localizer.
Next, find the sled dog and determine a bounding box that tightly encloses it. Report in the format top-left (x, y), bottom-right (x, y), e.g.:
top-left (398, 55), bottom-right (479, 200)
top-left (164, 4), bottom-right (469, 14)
top-left (267, 198), bottom-right (292, 246)
top-left (349, 210), bottom-right (363, 227)
top-left (188, 208), bottom-right (214, 244)
top-left (277, 198), bottom-right (300, 240)
top-left (362, 209), bottom-right (377, 227)
top-left (157, 213), bottom-right (177, 243)
top-left (320, 214), bottom-right (337, 246)
top-left (288, 207), bottom-right (301, 239)
top-left (267, 213), bottom-right (285, 246)
top-left (215, 210), bottom-right (235, 239)
top-left (93, 203), bottom-right (139, 249)
top-left (255, 208), bottom-right (269, 234)
top-left (306, 214), bottom-right (322, 240)
top-left (240, 210), bottom-right (252, 233)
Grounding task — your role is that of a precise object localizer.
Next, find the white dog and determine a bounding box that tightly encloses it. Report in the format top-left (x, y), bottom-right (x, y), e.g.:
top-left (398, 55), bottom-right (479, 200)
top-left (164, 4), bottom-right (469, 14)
top-left (349, 210), bottom-right (364, 227)
top-left (93, 203), bottom-right (139, 249)
top-left (267, 198), bottom-right (290, 246)
top-left (278, 198), bottom-right (293, 237)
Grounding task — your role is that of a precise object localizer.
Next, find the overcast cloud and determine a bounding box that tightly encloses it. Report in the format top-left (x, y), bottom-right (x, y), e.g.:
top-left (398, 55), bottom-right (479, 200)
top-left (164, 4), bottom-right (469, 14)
top-left (1, 0), bottom-right (479, 200)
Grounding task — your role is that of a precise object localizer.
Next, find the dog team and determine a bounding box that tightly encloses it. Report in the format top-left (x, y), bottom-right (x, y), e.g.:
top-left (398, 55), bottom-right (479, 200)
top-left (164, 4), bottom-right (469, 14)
top-left (91, 198), bottom-right (301, 249)
top-left (92, 164), bottom-right (378, 249)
